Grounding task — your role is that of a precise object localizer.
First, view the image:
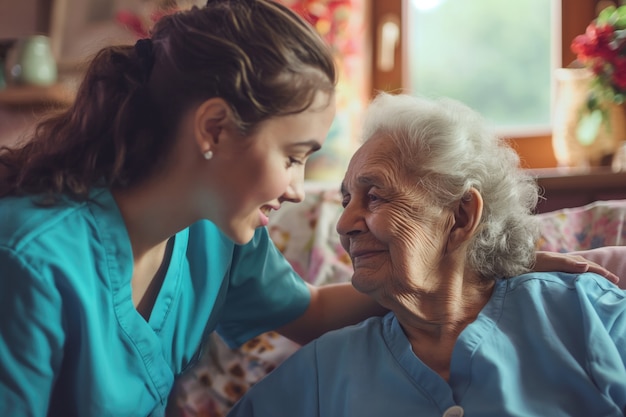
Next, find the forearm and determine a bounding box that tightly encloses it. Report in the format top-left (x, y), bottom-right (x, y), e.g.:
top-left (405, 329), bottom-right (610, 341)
top-left (277, 282), bottom-right (387, 345)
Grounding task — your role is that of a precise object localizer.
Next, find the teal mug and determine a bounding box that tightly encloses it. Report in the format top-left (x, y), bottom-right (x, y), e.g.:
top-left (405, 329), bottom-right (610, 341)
top-left (7, 35), bottom-right (57, 86)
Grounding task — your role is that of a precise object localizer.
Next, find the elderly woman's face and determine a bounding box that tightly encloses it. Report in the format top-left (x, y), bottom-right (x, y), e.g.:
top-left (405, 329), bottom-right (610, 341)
top-left (337, 134), bottom-right (452, 298)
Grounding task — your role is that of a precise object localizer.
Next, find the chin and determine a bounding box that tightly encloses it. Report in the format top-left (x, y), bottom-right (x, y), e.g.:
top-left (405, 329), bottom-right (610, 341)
top-left (351, 273), bottom-right (379, 296)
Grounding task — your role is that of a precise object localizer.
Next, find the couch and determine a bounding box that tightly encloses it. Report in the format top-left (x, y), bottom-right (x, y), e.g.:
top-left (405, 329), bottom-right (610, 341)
top-left (170, 182), bottom-right (626, 417)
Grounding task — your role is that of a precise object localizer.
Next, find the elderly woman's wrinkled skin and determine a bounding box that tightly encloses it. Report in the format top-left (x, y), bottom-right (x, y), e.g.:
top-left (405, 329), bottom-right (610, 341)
top-left (338, 133), bottom-right (494, 380)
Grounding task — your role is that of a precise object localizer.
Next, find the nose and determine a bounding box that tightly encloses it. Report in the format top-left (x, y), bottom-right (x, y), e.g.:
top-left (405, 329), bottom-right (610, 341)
top-left (280, 175), bottom-right (305, 204)
top-left (336, 200), bottom-right (367, 237)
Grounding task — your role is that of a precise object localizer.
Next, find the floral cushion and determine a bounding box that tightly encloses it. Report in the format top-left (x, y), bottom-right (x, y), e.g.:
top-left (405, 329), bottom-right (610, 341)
top-left (535, 199), bottom-right (626, 252)
top-left (169, 186), bottom-right (626, 417)
top-left (169, 332), bottom-right (300, 417)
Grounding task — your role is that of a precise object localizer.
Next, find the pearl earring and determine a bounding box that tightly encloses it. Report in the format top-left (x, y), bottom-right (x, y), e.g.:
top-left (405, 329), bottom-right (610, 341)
top-left (203, 150), bottom-right (213, 160)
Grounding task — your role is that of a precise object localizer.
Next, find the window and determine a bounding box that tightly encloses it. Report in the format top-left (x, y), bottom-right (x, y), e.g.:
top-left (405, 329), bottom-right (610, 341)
top-left (407, 0), bottom-right (557, 134)
top-left (371, 0), bottom-right (598, 147)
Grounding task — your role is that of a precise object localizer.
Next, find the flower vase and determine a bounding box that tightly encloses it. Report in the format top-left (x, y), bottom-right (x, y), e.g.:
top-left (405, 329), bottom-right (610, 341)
top-left (552, 68), bottom-right (625, 168)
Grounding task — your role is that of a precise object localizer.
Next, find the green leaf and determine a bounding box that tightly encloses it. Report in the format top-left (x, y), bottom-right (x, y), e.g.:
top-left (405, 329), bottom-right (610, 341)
top-left (615, 6), bottom-right (626, 27)
top-left (598, 5), bottom-right (617, 25)
top-left (576, 109), bottom-right (603, 145)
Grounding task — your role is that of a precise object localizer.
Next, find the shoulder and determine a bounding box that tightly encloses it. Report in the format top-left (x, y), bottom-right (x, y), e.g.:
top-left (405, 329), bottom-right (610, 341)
top-left (257, 316), bottom-right (386, 383)
top-left (503, 271), bottom-right (626, 316)
top-left (0, 189), bottom-right (128, 282)
top-left (507, 271), bottom-right (623, 294)
top-left (264, 316), bottom-right (386, 368)
top-left (0, 193), bottom-right (92, 253)
top-left (312, 315), bottom-right (387, 355)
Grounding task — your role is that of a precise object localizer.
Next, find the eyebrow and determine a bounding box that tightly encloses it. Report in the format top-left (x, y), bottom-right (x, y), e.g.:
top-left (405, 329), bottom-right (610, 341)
top-left (341, 173), bottom-right (384, 194)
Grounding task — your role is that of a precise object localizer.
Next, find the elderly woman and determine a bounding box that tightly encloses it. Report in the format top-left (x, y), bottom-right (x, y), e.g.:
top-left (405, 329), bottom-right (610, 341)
top-left (227, 93), bottom-right (626, 417)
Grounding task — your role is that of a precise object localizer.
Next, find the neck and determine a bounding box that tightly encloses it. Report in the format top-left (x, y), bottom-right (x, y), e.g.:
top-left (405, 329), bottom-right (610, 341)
top-left (113, 179), bottom-right (193, 319)
top-left (391, 270), bottom-right (495, 381)
top-left (111, 178), bottom-right (197, 260)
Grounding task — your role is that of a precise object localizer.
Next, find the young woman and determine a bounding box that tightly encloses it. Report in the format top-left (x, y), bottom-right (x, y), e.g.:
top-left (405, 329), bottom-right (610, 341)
top-left (0, 1), bottom-right (617, 416)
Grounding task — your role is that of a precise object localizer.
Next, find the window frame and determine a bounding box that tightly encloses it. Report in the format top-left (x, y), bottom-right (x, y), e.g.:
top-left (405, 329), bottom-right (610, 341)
top-left (369, 0), bottom-right (598, 168)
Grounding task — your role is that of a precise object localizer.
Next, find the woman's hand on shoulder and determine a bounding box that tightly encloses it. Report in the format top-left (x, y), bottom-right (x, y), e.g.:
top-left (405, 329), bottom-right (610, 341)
top-left (534, 250), bottom-right (620, 284)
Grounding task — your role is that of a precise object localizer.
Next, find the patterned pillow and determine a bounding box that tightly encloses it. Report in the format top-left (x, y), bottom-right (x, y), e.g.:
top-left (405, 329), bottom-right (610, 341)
top-left (169, 332), bottom-right (300, 417)
top-left (536, 199), bottom-right (626, 252)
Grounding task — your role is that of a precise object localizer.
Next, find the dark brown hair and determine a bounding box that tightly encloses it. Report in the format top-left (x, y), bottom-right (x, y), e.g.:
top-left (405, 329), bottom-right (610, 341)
top-left (0, 0), bottom-right (336, 200)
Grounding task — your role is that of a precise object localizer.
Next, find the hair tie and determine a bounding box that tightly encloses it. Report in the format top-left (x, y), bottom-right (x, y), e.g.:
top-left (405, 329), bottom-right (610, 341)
top-left (134, 38), bottom-right (154, 79)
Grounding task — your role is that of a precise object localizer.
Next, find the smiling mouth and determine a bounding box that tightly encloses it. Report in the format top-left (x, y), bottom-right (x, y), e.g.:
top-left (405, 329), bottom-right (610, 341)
top-left (260, 204), bottom-right (281, 216)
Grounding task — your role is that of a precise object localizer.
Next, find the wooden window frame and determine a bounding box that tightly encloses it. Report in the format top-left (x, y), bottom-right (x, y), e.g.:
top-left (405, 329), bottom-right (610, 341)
top-left (370, 0), bottom-right (598, 168)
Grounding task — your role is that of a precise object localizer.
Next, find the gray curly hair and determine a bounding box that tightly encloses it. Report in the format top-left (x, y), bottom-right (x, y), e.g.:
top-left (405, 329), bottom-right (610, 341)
top-left (361, 93), bottom-right (540, 280)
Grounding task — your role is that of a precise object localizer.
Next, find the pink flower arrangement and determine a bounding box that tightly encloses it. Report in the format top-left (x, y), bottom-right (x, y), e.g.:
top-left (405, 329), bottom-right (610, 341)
top-left (571, 5), bottom-right (626, 113)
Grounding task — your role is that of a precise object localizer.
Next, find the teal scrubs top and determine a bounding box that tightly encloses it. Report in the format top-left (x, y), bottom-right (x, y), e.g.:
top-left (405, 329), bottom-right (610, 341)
top-left (0, 189), bottom-right (310, 417)
top-left (228, 272), bottom-right (626, 417)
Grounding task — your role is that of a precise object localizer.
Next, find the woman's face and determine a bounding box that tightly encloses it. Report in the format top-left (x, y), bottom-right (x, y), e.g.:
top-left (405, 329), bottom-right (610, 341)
top-left (337, 134), bottom-right (453, 301)
top-left (211, 91), bottom-right (336, 244)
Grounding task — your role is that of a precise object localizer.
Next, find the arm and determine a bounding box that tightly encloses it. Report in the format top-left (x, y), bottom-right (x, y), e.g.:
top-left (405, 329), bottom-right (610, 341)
top-left (575, 273), bottom-right (626, 409)
top-left (534, 250), bottom-right (620, 284)
top-left (280, 249), bottom-right (622, 345)
top-left (0, 249), bottom-right (63, 417)
top-left (277, 282), bottom-right (387, 345)
top-left (279, 247), bottom-right (626, 346)
top-left (280, 247), bottom-right (623, 344)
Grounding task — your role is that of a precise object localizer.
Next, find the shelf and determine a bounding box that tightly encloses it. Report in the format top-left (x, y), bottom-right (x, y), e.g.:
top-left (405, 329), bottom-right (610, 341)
top-left (528, 167), bottom-right (626, 191)
top-left (0, 83), bottom-right (74, 107)
top-left (527, 167), bottom-right (626, 213)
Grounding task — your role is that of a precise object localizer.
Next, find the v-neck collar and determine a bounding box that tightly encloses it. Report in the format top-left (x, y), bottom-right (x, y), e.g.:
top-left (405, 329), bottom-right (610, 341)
top-left (87, 188), bottom-right (188, 332)
top-left (87, 188), bottom-right (189, 400)
top-left (382, 279), bottom-right (508, 406)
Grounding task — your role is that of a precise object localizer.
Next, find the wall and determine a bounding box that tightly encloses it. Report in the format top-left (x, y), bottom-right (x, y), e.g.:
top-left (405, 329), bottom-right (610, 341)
top-left (0, 0), bottom-right (43, 39)
top-left (508, 135), bottom-right (557, 169)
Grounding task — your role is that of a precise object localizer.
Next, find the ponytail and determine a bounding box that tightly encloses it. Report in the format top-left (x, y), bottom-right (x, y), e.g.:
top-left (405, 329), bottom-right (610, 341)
top-left (0, 43), bottom-right (168, 200)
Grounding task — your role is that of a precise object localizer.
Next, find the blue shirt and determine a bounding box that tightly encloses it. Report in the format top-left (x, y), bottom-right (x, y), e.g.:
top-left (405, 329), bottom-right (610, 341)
top-left (0, 189), bottom-right (310, 417)
top-left (228, 272), bottom-right (626, 417)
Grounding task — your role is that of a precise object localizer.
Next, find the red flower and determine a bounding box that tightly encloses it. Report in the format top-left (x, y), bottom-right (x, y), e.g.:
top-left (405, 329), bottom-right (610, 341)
top-left (571, 23), bottom-right (617, 63)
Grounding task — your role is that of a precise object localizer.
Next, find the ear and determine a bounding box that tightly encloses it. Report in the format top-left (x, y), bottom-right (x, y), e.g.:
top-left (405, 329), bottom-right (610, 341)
top-left (193, 98), bottom-right (231, 154)
top-left (447, 187), bottom-right (483, 252)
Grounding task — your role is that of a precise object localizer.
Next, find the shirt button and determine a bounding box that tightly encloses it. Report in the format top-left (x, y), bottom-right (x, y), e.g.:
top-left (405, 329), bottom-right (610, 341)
top-left (442, 405), bottom-right (464, 417)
